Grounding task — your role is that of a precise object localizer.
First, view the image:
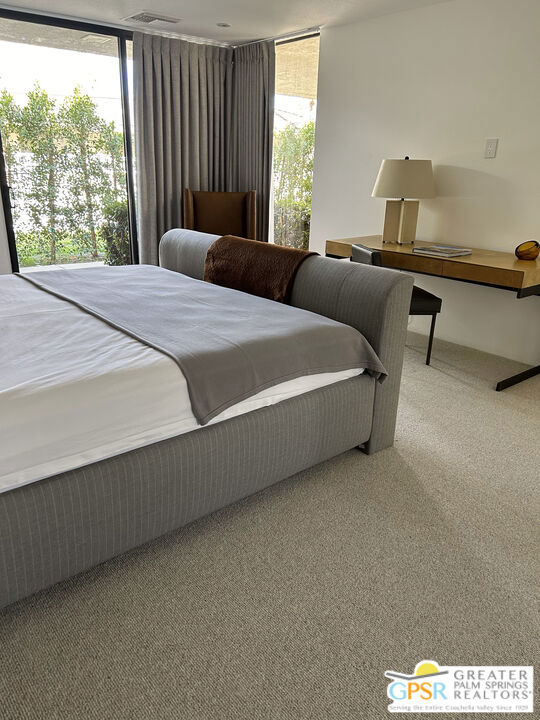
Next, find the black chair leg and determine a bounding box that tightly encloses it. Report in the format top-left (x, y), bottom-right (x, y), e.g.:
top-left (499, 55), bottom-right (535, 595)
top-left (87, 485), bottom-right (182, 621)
top-left (426, 314), bottom-right (437, 366)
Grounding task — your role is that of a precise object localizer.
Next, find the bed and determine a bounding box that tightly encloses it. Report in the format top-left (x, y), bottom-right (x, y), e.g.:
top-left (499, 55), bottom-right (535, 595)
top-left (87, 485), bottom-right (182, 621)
top-left (0, 229), bottom-right (413, 609)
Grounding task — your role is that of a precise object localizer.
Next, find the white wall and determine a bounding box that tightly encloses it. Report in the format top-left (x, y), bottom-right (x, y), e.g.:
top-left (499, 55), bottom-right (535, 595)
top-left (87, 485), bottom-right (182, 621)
top-left (0, 203), bottom-right (12, 274)
top-left (311, 0), bottom-right (540, 365)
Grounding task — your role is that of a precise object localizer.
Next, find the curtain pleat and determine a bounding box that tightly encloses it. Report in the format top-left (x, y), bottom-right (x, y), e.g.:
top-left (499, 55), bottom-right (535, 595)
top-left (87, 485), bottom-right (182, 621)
top-left (230, 41), bottom-right (275, 242)
top-left (134, 33), bottom-right (274, 263)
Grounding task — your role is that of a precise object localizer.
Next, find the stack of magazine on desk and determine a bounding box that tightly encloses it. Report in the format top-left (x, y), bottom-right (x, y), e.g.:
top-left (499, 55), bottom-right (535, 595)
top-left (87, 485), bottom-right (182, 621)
top-left (412, 244), bottom-right (472, 258)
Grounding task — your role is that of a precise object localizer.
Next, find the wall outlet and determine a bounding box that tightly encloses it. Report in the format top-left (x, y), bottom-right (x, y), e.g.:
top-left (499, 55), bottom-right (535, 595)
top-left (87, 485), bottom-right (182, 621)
top-left (484, 138), bottom-right (499, 159)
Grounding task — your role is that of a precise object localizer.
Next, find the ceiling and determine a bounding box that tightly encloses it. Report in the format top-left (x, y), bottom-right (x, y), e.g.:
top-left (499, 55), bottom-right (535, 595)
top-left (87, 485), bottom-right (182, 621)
top-left (0, 0), bottom-right (453, 45)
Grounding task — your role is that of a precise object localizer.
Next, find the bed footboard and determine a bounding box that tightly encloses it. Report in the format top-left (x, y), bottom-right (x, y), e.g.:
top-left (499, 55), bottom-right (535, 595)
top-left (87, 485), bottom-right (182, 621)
top-left (160, 229), bottom-right (413, 454)
top-left (290, 257), bottom-right (413, 453)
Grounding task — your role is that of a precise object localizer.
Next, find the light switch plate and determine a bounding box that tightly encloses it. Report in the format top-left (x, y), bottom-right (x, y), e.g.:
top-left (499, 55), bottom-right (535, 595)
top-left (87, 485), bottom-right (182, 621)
top-left (484, 138), bottom-right (499, 159)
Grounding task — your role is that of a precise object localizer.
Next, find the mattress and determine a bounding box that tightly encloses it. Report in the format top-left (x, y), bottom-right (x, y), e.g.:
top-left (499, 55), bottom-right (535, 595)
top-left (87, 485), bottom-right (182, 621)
top-left (0, 274), bottom-right (362, 493)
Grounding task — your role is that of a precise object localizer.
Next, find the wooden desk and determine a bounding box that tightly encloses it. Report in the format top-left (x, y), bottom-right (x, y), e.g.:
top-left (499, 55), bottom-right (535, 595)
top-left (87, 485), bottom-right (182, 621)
top-left (326, 236), bottom-right (540, 298)
top-left (325, 235), bottom-right (539, 389)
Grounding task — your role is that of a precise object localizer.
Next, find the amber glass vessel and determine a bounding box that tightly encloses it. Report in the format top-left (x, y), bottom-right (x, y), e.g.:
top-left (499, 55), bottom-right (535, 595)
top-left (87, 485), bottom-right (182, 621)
top-left (515, 240), bottom-right (540, 260)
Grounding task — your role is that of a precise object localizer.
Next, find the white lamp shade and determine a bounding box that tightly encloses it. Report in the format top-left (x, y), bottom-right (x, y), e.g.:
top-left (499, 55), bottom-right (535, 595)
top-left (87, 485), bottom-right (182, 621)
top-left (372, 159), bottom-right (436, 199)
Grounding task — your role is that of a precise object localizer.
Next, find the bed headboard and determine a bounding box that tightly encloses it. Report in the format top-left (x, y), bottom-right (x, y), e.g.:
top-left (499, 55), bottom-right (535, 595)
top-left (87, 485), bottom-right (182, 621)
top-left (159, 229), bottom-right (413, 453)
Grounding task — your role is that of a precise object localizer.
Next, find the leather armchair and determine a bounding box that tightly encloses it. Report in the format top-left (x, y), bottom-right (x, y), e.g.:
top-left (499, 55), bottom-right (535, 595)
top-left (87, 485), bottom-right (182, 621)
top-left (183, 189), bottom-right (256, 240)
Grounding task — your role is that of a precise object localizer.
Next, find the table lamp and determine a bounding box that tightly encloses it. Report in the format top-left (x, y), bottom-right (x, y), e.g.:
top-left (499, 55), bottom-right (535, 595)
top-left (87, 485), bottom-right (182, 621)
top-left (372, 157), bottom-right (435, 244)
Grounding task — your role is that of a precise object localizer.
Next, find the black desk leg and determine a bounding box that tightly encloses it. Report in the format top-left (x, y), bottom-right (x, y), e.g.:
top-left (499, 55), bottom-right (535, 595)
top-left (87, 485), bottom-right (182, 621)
top-left (425, 314), bottom-right (437, 366)
top-left (495, 365), bottom-right (540, 391)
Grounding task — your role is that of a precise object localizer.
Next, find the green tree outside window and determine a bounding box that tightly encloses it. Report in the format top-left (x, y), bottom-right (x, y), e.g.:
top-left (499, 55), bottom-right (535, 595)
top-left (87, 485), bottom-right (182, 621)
top-left (273, 120), bottom-right (315, 250)
top-left (0, 84), bottom-right (130, 267)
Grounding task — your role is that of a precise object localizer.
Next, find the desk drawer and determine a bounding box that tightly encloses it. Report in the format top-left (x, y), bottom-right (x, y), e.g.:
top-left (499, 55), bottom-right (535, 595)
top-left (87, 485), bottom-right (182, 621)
top-left (381, 252), bottom-right (443, 276)
top-left (442, 261), bottom-right (521, 289)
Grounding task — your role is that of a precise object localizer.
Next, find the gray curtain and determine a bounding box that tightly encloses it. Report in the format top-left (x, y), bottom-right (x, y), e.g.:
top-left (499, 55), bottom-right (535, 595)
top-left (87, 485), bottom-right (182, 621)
top-left (229, 41), bottom-right (275, 242)
top-left (134, 33), bottom-right (275, 264)
top-left (134, 33), bottom-right (233, 265)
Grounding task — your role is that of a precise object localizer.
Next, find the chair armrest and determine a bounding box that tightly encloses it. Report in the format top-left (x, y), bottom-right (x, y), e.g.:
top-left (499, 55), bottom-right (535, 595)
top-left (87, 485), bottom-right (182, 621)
top-left (183, 189), bottom-right (195, 230)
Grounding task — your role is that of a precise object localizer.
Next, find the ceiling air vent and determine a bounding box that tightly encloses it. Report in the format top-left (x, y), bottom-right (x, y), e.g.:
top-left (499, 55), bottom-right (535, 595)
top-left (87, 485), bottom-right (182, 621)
top-left (125, 11), bottom-right (181, 24)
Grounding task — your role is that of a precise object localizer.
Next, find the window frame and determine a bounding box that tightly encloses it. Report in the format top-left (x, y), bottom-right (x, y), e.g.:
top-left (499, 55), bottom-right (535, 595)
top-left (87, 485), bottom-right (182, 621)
top-left (0, 8), bottom-right (138, 268)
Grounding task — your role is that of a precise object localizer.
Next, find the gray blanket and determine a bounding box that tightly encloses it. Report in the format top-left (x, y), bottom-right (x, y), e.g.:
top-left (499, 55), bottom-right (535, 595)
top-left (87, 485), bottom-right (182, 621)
top-left (18, 265), bottom-right (386, 424)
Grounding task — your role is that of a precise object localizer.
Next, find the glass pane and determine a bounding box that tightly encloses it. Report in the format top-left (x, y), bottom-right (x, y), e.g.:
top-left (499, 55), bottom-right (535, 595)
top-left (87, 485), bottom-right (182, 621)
top-left (0, 19), bottom-right (132, 269)
top-left (272, 35), bottom-right (319, 249)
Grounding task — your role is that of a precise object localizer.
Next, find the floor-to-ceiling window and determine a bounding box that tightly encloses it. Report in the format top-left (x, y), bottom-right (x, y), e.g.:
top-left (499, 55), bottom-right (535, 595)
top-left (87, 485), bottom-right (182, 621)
top-left (272, 34), bottom-right (319, 249)
top-left (0, 15), bottom-right (135, 271)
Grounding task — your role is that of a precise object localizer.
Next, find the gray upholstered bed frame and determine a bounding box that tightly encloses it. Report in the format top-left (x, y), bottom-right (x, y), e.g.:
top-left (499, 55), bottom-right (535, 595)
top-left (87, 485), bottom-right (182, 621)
top-left (0, 230), bottom-right (413, 610)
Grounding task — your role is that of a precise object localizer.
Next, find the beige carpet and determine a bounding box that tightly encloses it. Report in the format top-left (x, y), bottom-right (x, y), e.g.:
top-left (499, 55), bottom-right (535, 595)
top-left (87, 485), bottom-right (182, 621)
top-left (1, 332), bottom-right (539, 720)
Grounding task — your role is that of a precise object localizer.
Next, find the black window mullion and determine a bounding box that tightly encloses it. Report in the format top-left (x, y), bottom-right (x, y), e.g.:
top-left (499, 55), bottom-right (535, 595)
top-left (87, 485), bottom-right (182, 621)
top-left (118, 36), bottom-right (139, 264)
top-left (0, 130), bottom-right (19, 273)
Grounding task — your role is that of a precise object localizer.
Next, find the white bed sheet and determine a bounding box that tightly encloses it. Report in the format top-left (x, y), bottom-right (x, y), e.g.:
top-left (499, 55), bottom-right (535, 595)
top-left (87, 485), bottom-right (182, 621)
top-left (0, 274), bottom-right (361, 494)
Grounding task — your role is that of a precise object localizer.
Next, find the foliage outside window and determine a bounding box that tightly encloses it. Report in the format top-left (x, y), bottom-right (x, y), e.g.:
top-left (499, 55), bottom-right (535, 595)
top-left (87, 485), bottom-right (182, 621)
top-left (0, 84), bottom-right (130, 266)
top-left (273, 121), bottom-right (315, 250)
top-left (273, 36), bottom-right (319, 251)
top-left (101, 201), bottom-right (130, 265)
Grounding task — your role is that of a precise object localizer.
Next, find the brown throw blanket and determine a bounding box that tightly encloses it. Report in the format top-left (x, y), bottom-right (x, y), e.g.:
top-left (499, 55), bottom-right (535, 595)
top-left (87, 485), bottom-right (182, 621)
top-left (203, 235), bottom-right (317, 303)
